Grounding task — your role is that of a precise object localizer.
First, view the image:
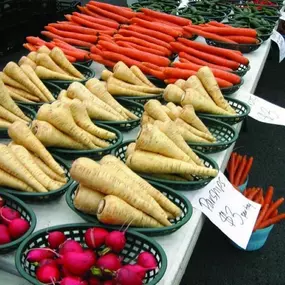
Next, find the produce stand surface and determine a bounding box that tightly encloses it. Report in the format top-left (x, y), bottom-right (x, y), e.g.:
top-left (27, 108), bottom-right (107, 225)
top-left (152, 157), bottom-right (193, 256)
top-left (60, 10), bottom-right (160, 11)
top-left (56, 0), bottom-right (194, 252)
top-left (0, 33), bottom-right (271, 284)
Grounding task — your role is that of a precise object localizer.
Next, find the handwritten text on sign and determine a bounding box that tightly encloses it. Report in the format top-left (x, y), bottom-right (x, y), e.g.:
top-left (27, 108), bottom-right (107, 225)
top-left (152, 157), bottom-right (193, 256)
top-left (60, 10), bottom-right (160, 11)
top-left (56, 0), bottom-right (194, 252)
top-left (271, 30), bottom-right (285, 63)
top-left (191, 172), bottom-right (261, 249)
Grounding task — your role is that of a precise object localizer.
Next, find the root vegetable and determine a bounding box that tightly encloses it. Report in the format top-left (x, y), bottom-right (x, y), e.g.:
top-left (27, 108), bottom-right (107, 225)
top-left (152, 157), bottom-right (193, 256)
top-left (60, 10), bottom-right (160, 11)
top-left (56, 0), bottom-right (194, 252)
top-left (101, 70), bottom-right (113, 81)
top-left (59, 240), bottom-right (83, 255)
top-left (0, 225), bottom-right (11, 244)
top-left (166, 102), bottom-right (181, 119)
top-left (137, 252), bottom-right (157, 269)
top-left (27, 51), bottom-right (38, 61)
top-left (1, 206), bottom-right (21, 224)
top-left (107, 83), bottom-right (157, 97)
top-left (6, 86), bottom-right (40, 102)
top-left (0, 105), bottom-right (26, 124)
top-left (18, 56), bottom-right (37, 69)
top-left (27, 248), bottom-right (56, 262)
top-left (37, 46), bottom-right (51, 54)
top-left (0, 118), bottom-right (12, 128)
top-left (174, 79), bottom-right (186, 90)
top-left (48, 231), bottom-right (66, 249)
top-left (84, 227), bottom-right (108, 249)
top-left (163, 84), bottom-right (185, 104)
top-left (130, 65), bottom-right (155, 87)
top-left (36, 53), bottom-right (68, 75)
top-left (144, 100), bottom-right (170, 122)
top-left (0, 72), bottom-right (29, 92)
top-left (35, 66), bottom-right (80, 81)
top-left (8, 91), bottom-right (34, 103)
top-left (147, 173), bottom-right (189, 181)
top-left (8, 218), bottom-right (29, 239)
top-left (141, 112), bottom-right (155, 125)
top-left (115, 268), bottom-right (143, 285)
top-left (126, 142), bottom-right (136, 159)
top-left (104, 230), bottom-right (126, 253)
top-left (36, 265), bottom-right (60, 283)
top-left (96, 253), bottom-right (122, 271)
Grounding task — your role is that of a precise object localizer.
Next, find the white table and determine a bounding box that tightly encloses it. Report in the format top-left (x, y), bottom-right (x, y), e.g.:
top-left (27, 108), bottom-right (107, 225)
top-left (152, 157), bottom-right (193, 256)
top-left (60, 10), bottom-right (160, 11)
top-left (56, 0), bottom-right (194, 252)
top-left (0, 39), bottom-right (271, 284)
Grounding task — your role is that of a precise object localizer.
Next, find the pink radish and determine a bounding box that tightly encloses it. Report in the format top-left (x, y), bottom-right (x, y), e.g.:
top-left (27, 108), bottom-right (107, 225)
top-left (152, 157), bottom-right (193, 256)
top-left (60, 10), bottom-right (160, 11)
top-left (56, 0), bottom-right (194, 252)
top-left (38, 258), bottom-right (58, 268)
top-left (115, 268), bottom-right (143, 285)
top-left (85, 227), bottom-right (108, 249)
top-left (8, 218), bottom-right (29, 239)
top-left (59, 240), bottom-right (83, 255)
top-left (0, 206), bottom-right (20, 225)
top-left (103, 281), bottom-right (115, 285)
top-left (137, 252), bottom-right (157, 269)
top-left (88, 277), bottom-right (102, 285)
top-left (104, 231), bottom-right (126, 253)
top-left (122, 264), bottom-right (147, 279)
top-left (27, 248), bottom-right (57, 262)
top-left (48, 231), bottom-right (66, 249)
top-left (61, 266), bottom-right (78, 278)
top-left (0, 224), bottom-right (11, 244)
top-left (0, 197), bottom-right (5, 208)
top-left (63, 250), bottom-right (96, 276)
top-left (97, 253), bottom-right (122, 271)
top-left (36, 264), bottom-right (60, 283)
top-left (60, 277), bottom-right (87, 285)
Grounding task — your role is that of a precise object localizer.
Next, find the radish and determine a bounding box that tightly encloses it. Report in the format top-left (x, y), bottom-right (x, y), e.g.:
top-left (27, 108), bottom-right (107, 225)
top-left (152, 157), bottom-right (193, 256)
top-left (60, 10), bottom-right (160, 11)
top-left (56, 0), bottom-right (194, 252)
top-left (0, 206), bottom-right (20, 225)
top-left (48, 231), bottom-right (66, 249)
top-left (36, 264), bottom-right (60, 283)
top-left (103, 281), bottom-right (115, 285)
top-left (0, 197), bottom-right (5, 208)
top-left (137, 252), bottom-right (157, 269)
top-left (61, 266), bottom-right (78, 278)
top-left (88, 277), bottom-right (102, 285)
top-left (122, 264), bottom-right (147, 279)
top-left (8, 218), bottom-right (29, 239)
top-left (60, 277), bottom-right (87, 285)
top-left (63, 250), bottom-right (96, 276)
top-left (85, 228), bottom-right (108, 249)
top-left (0, 224), bottom-right (11, 244)
top-left (104, 231), bottom-right (126, 254)
top-left (115, 268), bottom-right (143, 285)
top-left (59, 240), bottom-right (83, 255)
top-left (39, 258), bottom-right (58, 268)
top-left (27, 248), bottom-right (57, 262)
top-left (97, 253), bottom-right (122, 271)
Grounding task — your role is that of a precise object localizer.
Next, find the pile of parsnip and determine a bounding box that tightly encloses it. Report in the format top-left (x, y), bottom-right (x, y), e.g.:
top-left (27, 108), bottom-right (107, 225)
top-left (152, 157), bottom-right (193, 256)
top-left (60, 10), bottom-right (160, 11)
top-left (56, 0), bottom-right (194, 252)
top-left (0, 80), bottom-right (32, 128)
top-left (0, 121), bottom-right (67, 193)
top-left (163, 66), bottom-right (236, 116)
top-left (71, 155), bottom-right (182, 228)
top-left (100, 61), bottom-right (164, 97)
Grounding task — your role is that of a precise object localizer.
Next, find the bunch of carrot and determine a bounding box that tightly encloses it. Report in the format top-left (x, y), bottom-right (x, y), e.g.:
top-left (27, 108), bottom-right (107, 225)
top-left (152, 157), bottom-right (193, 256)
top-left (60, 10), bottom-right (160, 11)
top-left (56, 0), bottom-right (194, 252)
top-left (244, 186), bottom-right (285, 231)
top-left (191, 21), bottom-right (259, 44)
top-left (227, 152), bottom-right (254, 187)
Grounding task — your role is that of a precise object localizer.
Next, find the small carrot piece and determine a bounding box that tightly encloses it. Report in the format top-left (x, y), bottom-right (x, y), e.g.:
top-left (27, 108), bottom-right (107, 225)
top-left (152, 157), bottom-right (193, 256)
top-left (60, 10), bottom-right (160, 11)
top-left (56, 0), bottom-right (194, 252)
top-left (26, 36), bottom-right (46, 46)
top-left (254, 203), bottom-right (269, 231)
top-left (48, 23), bottom-right (99, 36)
top-left (226, 36), bottom-right (258, 44)
top-left (247, 189), bottom-right (259, 201)
top-left (229, 152), bottom-right (236, 184)
top-left (263, 198), bottom-right (284, 221)
top-left (264, 186), bottom-right (274, 205)
top-left (269, 209), bottom-right (278, 218)
top-left (257, 213), bottom-right (285, 229)
top-left (239, 156), bottom-right (253, 185)
top-left (89, 53), bottom-right (115, 67)
top-left (65, 55), bottom-right (76, 62)
top-left (234, 155), bottom-right (247, 186)
top-left (23, 43), bottom-right (37, 52)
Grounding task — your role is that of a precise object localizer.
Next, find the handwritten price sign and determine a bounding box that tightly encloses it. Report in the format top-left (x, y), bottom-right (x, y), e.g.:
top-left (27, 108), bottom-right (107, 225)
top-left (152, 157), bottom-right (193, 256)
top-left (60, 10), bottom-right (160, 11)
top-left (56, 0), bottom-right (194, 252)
top-left (191, 172), bottom-right (261, 249)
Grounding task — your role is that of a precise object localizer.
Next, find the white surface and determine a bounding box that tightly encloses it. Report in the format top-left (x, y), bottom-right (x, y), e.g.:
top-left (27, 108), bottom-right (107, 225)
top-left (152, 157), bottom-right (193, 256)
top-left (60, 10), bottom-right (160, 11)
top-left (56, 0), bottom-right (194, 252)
top-left (0, 40), bottom-right (272, 285)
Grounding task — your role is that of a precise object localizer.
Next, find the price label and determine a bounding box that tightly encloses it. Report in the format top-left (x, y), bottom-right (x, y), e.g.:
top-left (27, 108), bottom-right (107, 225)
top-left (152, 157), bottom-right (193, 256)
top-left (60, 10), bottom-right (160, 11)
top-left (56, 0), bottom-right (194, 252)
top-left (271, 30), bottom-right (285, 63)
top-left (191, 172), bottom-right (261, 249)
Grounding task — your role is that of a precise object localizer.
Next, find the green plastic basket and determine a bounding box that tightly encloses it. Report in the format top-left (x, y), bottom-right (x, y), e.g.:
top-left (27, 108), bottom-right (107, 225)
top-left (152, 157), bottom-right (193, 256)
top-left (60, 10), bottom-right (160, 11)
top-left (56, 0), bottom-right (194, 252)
top-left (0, 105), bottom-right (36, 139)
top-left (42, 63), bottom-right (96, 89)
top-left (198, 97), bottom-right (250, 125)
top-left (16, 82), bottom-right (62, 112)
top-left (66, 181), bottom-right (192, 236)
top-left (188, 118), bottom-right (238, 154)
top-left (49, 123), bottom-right (123, 161)
top-left (0, 155), bottom-right (73, 202)
top-left (15, 224), bottom-right (167, 285)
top-left (113, 140), bottom-right (219, 191)
top-left (78, 59), bottom-right (93, 67)
top-left (231, 64), bottom-right (250, 77)
top-left (115, 94), bottom-right (163, 105)
top-left (221, 78), bottom-right (244, 96)
top-left (0, 192), bottom-right (36, 254)
top-left (95, 99), bottom-right (144, 132)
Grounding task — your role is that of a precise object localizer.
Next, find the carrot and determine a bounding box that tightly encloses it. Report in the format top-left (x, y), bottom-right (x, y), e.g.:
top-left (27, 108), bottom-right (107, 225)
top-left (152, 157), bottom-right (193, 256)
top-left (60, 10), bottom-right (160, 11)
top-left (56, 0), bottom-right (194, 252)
top-left (53, 37), bottom-right (93, 48)
top-left (65, 55), bottom-right (76, 62)
top-left (269, 209), bottom-right (278, 218)
top-left (179, 52), bottom-right (233, 72)
top-left (41, 31), bottom-right (65, 41)
top-left (263, 198), bottom-right (284, 221)
top-left (23, 43), bottom-right (37, 52)
top-left (264, 186), bottom-right (274, 205)
top-left (254, 189), bottom-right (264, 204)
top-left (87, 3), bottom-right (130, 23)
top-left (173, 62), bottom-right (241, 85)
top-left (98, 34), bottom-right (114, 42)
top-left (26, 36), bottom-right (46, 46)
top-left (171, 42), bottom-right (240, 70)
top-left (207, 21), bottom-right (229, 28)
top-left (257, 213), bottom-right (285, 229)
top-left (177, 38), bottom-right (249, 66)
top-left (229, 153), bottom-right (237, 183)
top-left (254, 203), bottom-right (269, 231)
top-left (79, 5), bottom-right (116, 22)
top-left (198, 26), bottom-right (257, 38)
top-left (225, 36), bottom-right (258, 44)
top-left (99, 40), bottom-right (170, 67)
top-left (130, 65), bottom-right (156, 88)
top-left (234, 155), bottom-right (247, 186)
top-left (89, 1), bottom-right (135, 18)
top-left (118, 29), bottom-right (172, 50)
top-left (89, 53), bottom-right (116, 67)
top-left (247, 188), bottom-right (259, 201)
top-left (238, 156), bottom-right (253, 184)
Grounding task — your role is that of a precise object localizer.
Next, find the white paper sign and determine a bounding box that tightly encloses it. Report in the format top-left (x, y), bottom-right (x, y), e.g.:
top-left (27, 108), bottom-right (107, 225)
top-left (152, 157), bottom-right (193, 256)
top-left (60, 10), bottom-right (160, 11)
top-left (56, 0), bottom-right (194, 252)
top-left (237, 90), bottom-right (285, 126)
top-left (191, 172), bottom-right (261, 249)
top-left (270, 30), bottom-right (285, 62)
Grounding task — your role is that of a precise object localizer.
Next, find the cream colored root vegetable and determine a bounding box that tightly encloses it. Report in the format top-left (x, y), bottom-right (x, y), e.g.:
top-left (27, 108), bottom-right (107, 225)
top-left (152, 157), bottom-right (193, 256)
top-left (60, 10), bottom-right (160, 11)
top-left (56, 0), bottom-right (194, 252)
top-left (36, 53), bottom-right (68, 75)
top-left (3, 62), bottom-right (46, 100)
top-left (37, 103), bottom-right (96, 149)
top-left (27, 51), bottom-right (38, 62)
top-left (0, 144), bottom-right (47, 192)
top-left (180, 105), bottom-right (213, 136)
top-left (50, 47), bottom-right (84, 79)
top-left (37, 46), bottom-right (51, 54)
top-left (8, 91), bottom-right (33, 103)
top-left (18, 56), bottom-right (37, 70)
top-left (113, 61), bottom-right (145, 86)
top-left (31, 154), bottom-right (66, 183)
top-left (101, 70), bottom-right (113, 81)
top-left (126, 142), bottom-right (136, 159)
top-left (10, 144), bottom-right (63, 191)
top-left (144, 100), bottom-right (170, 122)
top-left (127, 150), bottom-right (218, 177)
top-left (108, 77), bottom-right (163, 94)
top-left (74, 184), bottom-right (105, 215)
top-left (0, 118), bottom-right (12, 128)
top-left (166, 102), bottom-right (181, 120)
top-left (6, 86), bottom-right (40, 102)
top-left (97, 195), bottom-right (163, 228)
top-left (197, 67), bottom-right (236, 114)
top-left (163, 84), bottom-right (185, 104)
top-left (57, 90), bottom-right (68, 100)
top-left (107, 83), bottom-right (158, 97)
top-left (0, 105), bottom-right (26, 124)
top-left (0, 72), bottom-right (29, 92)
top-left (153, 120), bottom-right (204, 166)
top-left (69, 99), bottom-right (116, 140)
top-left (70, 157), bottom-right (171, 226)
top-left (141, 112), bottom-right (155, 126)
top-left (31, 120), bottom-right (86, 149)
top-left (0, 79), bottom-right (31, 121)
top-left (136, 124), bottom-right (193, 163)
top-left (8, 121), bottom-right (65, 177)
top-left (100, 155), bottom-right (181, 217)
top-left (174, 79), bottom-right (186, 90)
top-left (0, 168), bottom-right (34, 192)
top-left (161, 105), bottom-right (172, 118)
top-left (35, 66), bottom-right (80, 81)
top-left (130, 65), bottom-right (156, 87)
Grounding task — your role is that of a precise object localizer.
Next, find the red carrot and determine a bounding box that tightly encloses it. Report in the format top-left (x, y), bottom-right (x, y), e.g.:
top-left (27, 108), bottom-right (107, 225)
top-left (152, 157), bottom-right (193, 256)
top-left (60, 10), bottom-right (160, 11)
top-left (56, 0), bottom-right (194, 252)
top-left (184, 26), bottom-right (237, 43)
top-left (234, 155), bottom-right (247, 186)
top-left (229, 152), bottom-right (237, 183)
top-left (225, 36), bottom-right (258, 44)
top-left (264, 186), bottom-right (274, 205)
top-left (49, 23), bottom-right (98, 35)
top-left (57, 20), bottom-right (80, 26)
top-left (234, 155), bottom-right (242, 175)
top-left (197, 26), bottom-right (257, 38)
top-left (90, 53), bottom-right (115, 67)
top-left (207, 21), bottom-right (230, 27)
top-left (90, 45), bottom-right (102, 55)
top-left (263, 198), bottom-right (284, 221)
top-left (247, 189), bottom-right (259, 201)
top-left (254, 203), bottom-right (269, 231)
top-left (23, 43), bottom-right (37, 52)
top-left (41, 31), bottom-right (63, 40)
top-left (53, 39), bottom-right (90, 52)
top-left (254, 188), bottom-right (263, 204)
top-left (53, 37), bottom-right (93, 48)
top-left (98, 35), bottom-right (114, 42)
top-left (257, 213), bottom-right (285, 229)
top-left (164, 78), bottom-right (178, 84)
top-left (65, 55), bottom-right (77, 62)
top-left (239, 156), bottom-right (253, 185)
top-left (79, 6), bottom-right (118, 22)
top-left (269, 209), bottom-right (278, 218)
top-left (26, 36), bottom-right (46, 46)
top-left (177, 37), bottom-right (249, 66)
top-left (118, 28), bottom-right (172, 50)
